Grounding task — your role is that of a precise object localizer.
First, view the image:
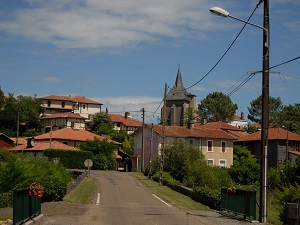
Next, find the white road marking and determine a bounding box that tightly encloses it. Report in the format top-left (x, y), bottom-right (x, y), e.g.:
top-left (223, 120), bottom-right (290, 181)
top-left (152, 194), bottom-right (171, 207)
top-left (96, 193), bottom-right (100, 205)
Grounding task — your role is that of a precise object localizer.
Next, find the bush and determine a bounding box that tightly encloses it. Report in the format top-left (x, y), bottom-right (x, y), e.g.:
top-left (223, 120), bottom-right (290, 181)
top-left (0, 192), bottom-right (12, 208)
top-left (0, 154), bottom-right (72, 202)
top-left (193, 186), bottom-right (221, 209)
top-left (44, 149), bottom-right (93, 169)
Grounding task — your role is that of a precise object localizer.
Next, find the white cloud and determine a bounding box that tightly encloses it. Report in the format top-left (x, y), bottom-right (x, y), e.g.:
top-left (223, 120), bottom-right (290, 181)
top-left (93, 95), bottom-right (162, 123)
top-left (41, 76), bottom-right (61, 82)
top-left (0, 0), bottom-right (224, 50)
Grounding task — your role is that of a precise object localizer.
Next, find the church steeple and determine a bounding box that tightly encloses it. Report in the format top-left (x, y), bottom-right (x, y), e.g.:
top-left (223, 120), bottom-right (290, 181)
top-left (175, 68), bottom-right (184, 88)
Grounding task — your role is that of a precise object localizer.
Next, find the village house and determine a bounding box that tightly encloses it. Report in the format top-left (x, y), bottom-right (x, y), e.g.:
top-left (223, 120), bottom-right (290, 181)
top-left (34, 127), bottom-right (120, 148)
top-left (39, 95), bottom-right (102, 121)
top-left (40, 112), bottom-right (87, 133)
top-left (132, 124), bottom-right (236, 170)
top-left (109, 112), bottom-right (142, 134)
top-left (234, 127), bottom-right (300, 167)
top-left (0, 133), bottom-right (14, 149)
top-left (197, 121), bottom-right (249, 139)
top-left (8, 138), bottom-right (79, 158)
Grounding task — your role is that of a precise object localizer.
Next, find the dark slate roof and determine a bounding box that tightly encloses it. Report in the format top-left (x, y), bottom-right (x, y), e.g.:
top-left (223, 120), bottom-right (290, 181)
top-left (166, 69), bottom-right (194, 101)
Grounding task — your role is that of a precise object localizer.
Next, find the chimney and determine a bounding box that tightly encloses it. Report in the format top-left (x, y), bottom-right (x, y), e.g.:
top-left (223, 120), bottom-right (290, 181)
top-left (241, 112), bottom-right (244, 120)
top-left (125, 112), bottom-right (130, 119)
top-left (27, 137), bottom-right (35, 148)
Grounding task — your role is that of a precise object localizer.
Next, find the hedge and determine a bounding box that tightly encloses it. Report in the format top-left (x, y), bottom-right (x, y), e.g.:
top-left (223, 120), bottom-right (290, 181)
top-left (44, 149), bottom-right (93, 169)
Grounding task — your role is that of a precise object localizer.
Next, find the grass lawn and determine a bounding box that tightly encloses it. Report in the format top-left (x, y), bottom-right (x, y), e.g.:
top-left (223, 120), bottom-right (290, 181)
top-left (63, 175), bottom-right (97, 204)
top-left (130, 172), bottom-right (210, 211)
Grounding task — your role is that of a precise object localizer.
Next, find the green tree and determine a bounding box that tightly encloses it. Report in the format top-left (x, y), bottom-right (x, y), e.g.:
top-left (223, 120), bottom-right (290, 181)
top-left (183, 107), bottom-right (196, 127)
top-left (89, 112), bottom-right (114, 136)
top-left (164, 141), bottom-right (202, 182)
top-left (272, 103), bottom-right (300, 134)
top-left (198, 92), bottom-right (238, 122)
top-left (79, 138), bottom-right (117, 170)
top-left (228, 145), bottom-right (260, 185)
top-left (247, 95), bottom-right (283, 124)
top-left (0, 93), bottom-right (43, 136)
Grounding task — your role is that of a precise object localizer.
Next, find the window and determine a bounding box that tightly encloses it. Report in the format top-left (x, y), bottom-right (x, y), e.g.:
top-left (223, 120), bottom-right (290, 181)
top-left (207, 159), bottom-right (214, 166)
top-left (71, 122), bottom-right (74, 128)
top-left (62, 101), bottom-right (65, 108)
top-left (207, 140), bottom-right (213, 152)
top-left (219, 159), bottom-right (226, 168)
top-left (47, 100), bottom-right (51, 107)
top-left (189, 139), bottom-right (194, 145)
top-left (221, 141), bottom-right (226, 153)
top-left (83, 104), bottom-right (86, 109)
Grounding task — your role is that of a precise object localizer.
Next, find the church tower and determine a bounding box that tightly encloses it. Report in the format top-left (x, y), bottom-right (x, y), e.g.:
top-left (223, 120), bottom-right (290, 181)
top-left (162, 68), bottom-right (197, 126)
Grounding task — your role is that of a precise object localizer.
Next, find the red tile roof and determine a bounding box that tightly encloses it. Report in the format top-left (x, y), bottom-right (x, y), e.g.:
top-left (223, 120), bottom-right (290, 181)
top-left (150, 125), bottom-right (236, 140)
top-left (35, 127), bottom-right (121, 145)
top-left (39, 95), bottom-right (102, 105)
top-left (40, 112), bottom-right (86, 120)
top-left (194, 121), bottom-right (248, 138)
top-left (290, 150), bottom-right (300, 156)
top-left (196, 121), bottom-right (244, 131)
top-left (9, 140), bottom-right (79, 151)
top-left (236, 127), bottom-right (300, 142)
top-left (110, 114), bottom-right (142, 128)
top-left (72, 96), bottom-right (102, 105)
top-left (40, 95), bottom-right (73, 101)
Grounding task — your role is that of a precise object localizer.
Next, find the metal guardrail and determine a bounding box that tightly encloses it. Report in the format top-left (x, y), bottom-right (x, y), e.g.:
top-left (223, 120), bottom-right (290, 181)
top-left (13, 188), bottom-right (41, 225)
top-left (221, 187), bottom-right (256, 219)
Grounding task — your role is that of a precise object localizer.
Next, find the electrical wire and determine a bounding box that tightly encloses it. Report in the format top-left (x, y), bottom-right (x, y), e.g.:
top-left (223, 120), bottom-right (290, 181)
top-left (186, 3), bottom-right (260, 90)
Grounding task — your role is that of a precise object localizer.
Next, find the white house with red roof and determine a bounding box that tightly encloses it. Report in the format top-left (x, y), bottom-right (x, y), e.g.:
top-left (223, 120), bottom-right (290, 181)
top-left (39, 95), bottom-right (102, 121)
top-left (133, 124), bottom-right (236, 170)
top-left (40, 112), bottom-right (87, 133)
top-left (109, 112), bottom-right (142, 134)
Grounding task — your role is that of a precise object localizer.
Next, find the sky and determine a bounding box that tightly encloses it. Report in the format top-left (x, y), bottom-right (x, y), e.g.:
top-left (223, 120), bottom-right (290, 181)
top-left (1, 0), bottom-right (299, 124)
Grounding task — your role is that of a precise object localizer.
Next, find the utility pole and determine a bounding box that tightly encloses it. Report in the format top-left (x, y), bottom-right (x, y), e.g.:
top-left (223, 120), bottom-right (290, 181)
top-left (141, 108), bottom-right (145, 172)
top-left (148, 123), bottom-right (153, 178)
top-left (260, 0), bottom-right (270, 223)
top-left (160, 83), bottom-right (167, 186)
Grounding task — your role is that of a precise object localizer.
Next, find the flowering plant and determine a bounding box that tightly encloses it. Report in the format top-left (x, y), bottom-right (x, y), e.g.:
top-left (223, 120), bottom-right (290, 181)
top-left (227, 186), bottom-right (236, 193)
top-left (29, 182), bottom-right (44, 198)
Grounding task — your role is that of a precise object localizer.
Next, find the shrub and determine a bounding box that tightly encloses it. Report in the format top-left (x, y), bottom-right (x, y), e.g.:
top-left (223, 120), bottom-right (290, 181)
top-left (0, 154), bottom-right (72, 202)
top-left (44, 149), bottom-right (93, 169)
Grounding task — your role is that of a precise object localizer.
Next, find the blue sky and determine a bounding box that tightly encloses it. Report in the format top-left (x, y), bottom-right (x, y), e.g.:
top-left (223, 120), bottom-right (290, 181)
top-left (1, 0), bottom-right (299, 123)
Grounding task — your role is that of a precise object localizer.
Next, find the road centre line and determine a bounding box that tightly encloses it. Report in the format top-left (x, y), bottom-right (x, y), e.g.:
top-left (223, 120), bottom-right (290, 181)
top-left (96, 193), bottom-right (100, 206)
top-left (152, 194), bottom-right (171, 207)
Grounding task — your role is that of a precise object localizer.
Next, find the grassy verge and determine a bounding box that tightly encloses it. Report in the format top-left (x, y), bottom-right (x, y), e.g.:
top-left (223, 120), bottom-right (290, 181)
top-left (63, 175), bottom-right (97, 204)
top-left (130, 172), bottom-right (210, 211)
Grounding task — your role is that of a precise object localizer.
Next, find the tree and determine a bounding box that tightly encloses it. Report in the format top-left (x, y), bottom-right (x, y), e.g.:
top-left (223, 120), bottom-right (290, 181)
top-left (247, 95), bottom-right (283, 124)
top-left (272, 103), bottom-right (300, 134)
top-left (164, 140), bottom-right (202, 182)
top-left (79, 138), bottom-right (117, 170)
top-left (228, 145), bottom-right (260, 185)
top-left (183, 107), bottom-right (196, 127)
top-left (89, 112), bottom-right (114, 136)
top-left (0, 93), bottom-right (43, 136)
top-left (198, 92), bottom-right (238, 122)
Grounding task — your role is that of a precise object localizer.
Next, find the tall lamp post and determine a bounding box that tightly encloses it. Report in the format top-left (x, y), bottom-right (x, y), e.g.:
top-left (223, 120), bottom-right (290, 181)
top-left (209, 3), bottom-right (269, 223)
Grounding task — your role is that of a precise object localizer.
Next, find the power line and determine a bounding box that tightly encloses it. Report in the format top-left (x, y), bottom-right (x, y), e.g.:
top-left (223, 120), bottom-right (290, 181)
top-left (186, 3), bottom-right (260, 90)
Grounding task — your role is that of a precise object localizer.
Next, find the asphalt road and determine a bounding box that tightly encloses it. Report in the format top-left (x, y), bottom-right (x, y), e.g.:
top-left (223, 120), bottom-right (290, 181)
top-left (32, 171), bottom-right (250, 225)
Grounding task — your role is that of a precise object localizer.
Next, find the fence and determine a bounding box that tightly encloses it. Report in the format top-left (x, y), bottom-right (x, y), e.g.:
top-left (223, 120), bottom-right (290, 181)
top-left (221, 187), bottom-right (256, 220)
top-left (13, 188), bottom-right (41, 225)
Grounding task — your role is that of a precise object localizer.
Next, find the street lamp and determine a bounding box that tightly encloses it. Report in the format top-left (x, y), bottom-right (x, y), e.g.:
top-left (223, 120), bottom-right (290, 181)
top-left (210, 3), bottom-right (270, 223)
